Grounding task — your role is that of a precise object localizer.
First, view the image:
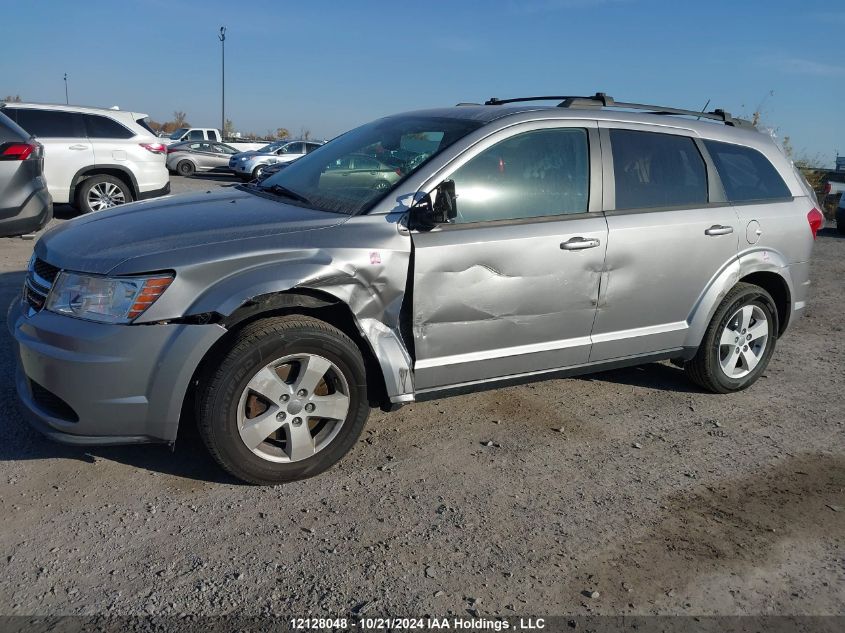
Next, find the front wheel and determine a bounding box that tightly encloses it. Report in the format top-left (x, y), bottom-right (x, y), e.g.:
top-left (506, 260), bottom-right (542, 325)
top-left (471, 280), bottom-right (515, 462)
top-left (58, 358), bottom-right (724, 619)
top-left (197, 315), bottom-right (370, 484)
top-left (684, 282), bottom-right (777, 393)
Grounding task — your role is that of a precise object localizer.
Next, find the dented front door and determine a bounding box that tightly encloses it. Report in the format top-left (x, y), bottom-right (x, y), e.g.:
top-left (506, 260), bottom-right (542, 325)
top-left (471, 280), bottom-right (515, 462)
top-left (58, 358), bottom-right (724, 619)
top-left (409, 122), bottom-right (606, 392)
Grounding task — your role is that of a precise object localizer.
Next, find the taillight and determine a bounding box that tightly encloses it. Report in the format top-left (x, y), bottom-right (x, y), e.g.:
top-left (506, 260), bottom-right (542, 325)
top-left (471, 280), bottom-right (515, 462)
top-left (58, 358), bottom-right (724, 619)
top-left (824, 182), bottom-right (831, 195)
top-left (139, 142), bottom-right (166, 155)
top-left (807, 207), bottom-right (824, 239)
top-left (0, 142), bottom-right (37, 161)
top-left (395, 168), bottom-right (402, 176)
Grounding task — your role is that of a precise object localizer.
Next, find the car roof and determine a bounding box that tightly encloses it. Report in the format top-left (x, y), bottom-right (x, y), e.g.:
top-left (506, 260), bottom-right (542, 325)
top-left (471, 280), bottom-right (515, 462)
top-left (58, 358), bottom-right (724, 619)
top-left (388, 104), bottom-right (771, 146)
top-left (0, 101), bottom-right (149, 120)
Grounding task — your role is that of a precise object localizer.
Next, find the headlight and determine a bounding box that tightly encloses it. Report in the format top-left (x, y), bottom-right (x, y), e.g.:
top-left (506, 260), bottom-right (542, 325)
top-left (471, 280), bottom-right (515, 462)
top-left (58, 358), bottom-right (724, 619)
top-left (46, 272), bottom-right (174, 323)
top-left (240, 156), bottom-right (249, 161)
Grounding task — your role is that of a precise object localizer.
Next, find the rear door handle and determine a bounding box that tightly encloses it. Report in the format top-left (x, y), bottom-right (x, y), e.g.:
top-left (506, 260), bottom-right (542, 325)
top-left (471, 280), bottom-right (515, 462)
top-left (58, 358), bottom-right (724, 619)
top-left (705, 225), bottom-right (734, 236)
top-left (561, 237), bottom-right (601, 250)
top-left (68, 144), bottom-right (89, 150)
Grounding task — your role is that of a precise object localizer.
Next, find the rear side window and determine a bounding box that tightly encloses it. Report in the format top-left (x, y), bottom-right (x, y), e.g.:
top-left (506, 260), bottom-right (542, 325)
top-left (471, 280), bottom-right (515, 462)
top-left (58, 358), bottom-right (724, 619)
top-left (703, 140), bottom-right (791, 202)
top-left (84, 114), bottom-right (134, 139)
top-left (611, 129), bottom-right (708, 210)
top-left (7, 108), bottom-right (86, 138)
top-left (208, 130), bottom-right (220, 141)
top-left (187, 130), bottom-right (204, 140)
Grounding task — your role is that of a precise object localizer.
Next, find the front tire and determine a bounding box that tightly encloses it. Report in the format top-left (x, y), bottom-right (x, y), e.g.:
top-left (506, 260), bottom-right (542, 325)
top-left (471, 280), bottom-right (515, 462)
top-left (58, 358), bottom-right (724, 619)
top-left (684, 282), bottom-right (777, 393)
top-left (197, 315), bottom-right (370, 484)
top-left (76, 175), bottom-right (133, 213)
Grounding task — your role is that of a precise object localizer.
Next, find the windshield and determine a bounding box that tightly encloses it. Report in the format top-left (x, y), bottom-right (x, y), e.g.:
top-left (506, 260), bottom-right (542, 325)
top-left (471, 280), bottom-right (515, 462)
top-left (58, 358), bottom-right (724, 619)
top-left (169, 127), bottom-right (189, 140)
top-left (256, 115), bottom-right (484, 215)
top-left (258, 141), bottom-right (285, 153)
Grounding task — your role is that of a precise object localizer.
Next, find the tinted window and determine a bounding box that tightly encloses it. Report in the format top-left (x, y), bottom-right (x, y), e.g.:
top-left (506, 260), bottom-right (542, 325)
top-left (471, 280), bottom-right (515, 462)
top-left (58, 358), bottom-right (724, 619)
top-left (214, 143), bottom-right (236, 154)
top-left (611, 129), bottom-right (708, 210)
top-left (448, 128), bottom-right (589, 223)
top-left (208, 130), bottom-right (220, 141)
top-left (9, 108), bottom-right (85, 138)
top-left (704, 140), bottom-right (791, 202)
top-left (85, 114), bottom-right (134, 139)
top-left (187, 130), bottom-right (204, 140)
top-left (305, 143), bottom-right (321, 153)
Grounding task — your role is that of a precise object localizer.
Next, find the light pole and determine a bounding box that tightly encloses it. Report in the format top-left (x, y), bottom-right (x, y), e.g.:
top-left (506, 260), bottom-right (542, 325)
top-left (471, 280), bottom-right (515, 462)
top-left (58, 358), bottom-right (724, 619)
top-left (218, 26), bottom-right (226, 139)
top-left (63, 73), bottom-right (68, 104)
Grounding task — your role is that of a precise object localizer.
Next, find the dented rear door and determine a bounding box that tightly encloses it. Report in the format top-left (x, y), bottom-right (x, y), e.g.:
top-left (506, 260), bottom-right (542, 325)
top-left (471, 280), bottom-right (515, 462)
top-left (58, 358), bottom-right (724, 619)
top-left (409, 121), bottom-right (606, 392)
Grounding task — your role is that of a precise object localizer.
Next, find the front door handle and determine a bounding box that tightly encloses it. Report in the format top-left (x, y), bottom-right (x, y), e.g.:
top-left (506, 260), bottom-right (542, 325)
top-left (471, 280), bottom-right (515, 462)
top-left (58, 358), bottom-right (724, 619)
top-left (68, 144), bottom-right (89, 150)
top-left (705, 225), bottom-right (734, 236)
top-left (561, 237), bottom-right (601, 250)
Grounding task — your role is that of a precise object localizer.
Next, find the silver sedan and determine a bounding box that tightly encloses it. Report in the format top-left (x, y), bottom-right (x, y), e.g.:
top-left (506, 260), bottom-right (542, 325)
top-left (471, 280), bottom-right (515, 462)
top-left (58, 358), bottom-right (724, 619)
top-left (166, 141), bottom-right (239, 176)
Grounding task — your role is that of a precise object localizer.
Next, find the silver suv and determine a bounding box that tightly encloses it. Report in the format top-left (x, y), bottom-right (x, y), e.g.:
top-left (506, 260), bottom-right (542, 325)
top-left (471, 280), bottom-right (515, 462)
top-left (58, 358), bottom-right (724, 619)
top-left (8, 94), bottom-right (822, 484)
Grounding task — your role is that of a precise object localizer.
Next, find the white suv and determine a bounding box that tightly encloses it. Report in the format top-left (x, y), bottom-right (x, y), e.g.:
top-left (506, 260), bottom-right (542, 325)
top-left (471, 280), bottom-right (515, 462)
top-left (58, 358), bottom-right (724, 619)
top-left (0, 102), bottom-right (169, 213)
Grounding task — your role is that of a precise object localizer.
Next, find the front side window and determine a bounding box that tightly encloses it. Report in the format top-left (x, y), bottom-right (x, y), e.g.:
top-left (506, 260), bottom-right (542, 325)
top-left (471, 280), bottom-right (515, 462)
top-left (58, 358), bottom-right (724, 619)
top-left (611, 129), bottom-right (708, 210)
top-left (279, 142), bottom-right (304, 155)
top-left (256, 115), bottom-right (484, 215)
top-left (447, 128), bottom-right (590, 224)
top-left (305, 142), bottom-right (321, 153)
top-left (85, 114), bottom-right (134, 139)
top-left (704, 139), bottom-right (791, 202)
top-left (9, 108), bottom-right (86, 138)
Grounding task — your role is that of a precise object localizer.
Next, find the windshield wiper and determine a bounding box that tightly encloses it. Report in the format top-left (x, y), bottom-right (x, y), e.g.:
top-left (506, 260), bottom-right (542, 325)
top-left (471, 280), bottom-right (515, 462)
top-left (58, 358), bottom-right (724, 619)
top-left (258, 183), bottom-right (311, 205)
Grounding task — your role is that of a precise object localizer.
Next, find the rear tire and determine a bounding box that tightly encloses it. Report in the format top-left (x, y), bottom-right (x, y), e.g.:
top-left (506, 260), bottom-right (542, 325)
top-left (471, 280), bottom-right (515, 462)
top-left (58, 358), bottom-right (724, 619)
top-left (177, 160), bottom-right (196, 177)
top-left (197, 315), bottom-right (370, 485)
top-left (684, 282), bottom-right (777, 393)
top-left (76, 175), bottom-right (133, 213)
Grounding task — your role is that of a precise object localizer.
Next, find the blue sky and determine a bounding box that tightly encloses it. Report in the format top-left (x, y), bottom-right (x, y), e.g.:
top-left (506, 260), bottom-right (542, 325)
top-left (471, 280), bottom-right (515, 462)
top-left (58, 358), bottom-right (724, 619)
top-left (2, 0), bottom-right (844, 165)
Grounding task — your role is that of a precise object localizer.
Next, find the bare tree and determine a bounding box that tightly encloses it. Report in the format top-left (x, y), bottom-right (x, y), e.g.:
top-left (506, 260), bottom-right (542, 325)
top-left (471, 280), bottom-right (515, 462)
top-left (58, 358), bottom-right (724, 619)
top-left (223, 119), bottom-right (235, 137)
top-left (2, 94), bottom-right (22, 102)
top-left (300, 127), bottom-right (311, 141)
top-left (173, 111), bottom-right (189, 128)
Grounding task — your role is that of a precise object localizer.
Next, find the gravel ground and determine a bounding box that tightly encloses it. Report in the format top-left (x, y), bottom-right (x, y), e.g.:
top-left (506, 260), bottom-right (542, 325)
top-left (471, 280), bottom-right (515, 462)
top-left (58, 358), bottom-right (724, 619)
top-left (0, 175), bottom-right (843, 618)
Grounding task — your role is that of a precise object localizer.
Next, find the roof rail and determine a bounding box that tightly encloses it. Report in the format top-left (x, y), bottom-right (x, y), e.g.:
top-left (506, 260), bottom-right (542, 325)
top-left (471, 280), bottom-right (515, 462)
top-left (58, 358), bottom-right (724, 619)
top-left (483, 92), bottom-right (754, 128)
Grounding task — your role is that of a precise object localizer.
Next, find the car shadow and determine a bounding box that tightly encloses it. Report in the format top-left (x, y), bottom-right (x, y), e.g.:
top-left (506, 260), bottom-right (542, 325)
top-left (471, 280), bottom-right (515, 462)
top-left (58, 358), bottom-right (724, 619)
top-left (181, 172), bottom-right (241, 183)
top-left (818, 226), bottom-right (843, 239)
top-left (582, 361), bottom-right (702, 393)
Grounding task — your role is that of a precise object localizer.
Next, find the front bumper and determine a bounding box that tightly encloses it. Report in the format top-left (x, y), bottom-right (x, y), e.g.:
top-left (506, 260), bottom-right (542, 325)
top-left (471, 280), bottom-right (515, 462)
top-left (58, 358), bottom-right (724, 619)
top-left (7, 297), bottom-right (225, 445)
top-left (230, 160), bottom-right (256, 177)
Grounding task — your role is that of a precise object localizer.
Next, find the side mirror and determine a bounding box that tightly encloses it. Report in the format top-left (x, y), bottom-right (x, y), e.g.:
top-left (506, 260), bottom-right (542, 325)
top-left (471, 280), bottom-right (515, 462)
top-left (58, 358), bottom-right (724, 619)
top-left (409, 180), bottom-right (458, 231)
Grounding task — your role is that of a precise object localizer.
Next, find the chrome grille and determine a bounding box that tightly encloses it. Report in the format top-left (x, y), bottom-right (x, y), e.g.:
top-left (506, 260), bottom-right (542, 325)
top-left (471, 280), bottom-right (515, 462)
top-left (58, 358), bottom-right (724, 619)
top-left (24, 258), bottom-right (60, 313)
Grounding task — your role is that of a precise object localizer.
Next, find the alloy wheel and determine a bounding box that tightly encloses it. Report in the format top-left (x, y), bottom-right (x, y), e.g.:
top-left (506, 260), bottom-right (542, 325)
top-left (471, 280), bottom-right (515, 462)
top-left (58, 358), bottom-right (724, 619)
top-left (236, 353), bottom-right (350, 463)
top-left (718, 304), bottom-right (769, 379)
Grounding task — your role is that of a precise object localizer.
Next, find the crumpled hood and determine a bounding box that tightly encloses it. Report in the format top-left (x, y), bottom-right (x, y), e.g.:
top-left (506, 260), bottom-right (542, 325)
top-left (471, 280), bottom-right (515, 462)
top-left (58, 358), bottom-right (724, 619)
top-left (36, 188), bottom-right (348, 275)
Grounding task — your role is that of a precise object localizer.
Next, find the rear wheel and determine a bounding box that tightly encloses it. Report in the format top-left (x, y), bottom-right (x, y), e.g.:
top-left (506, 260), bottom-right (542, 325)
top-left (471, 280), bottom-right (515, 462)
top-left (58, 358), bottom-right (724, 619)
top-left (197, 315), bottom-right (370, 484)
top-left (77, 175), bottom-right (133, 213)
top-left (685, 282), bottom-right (777, 393)
top-left (177, 160), bottom-right (196, 176)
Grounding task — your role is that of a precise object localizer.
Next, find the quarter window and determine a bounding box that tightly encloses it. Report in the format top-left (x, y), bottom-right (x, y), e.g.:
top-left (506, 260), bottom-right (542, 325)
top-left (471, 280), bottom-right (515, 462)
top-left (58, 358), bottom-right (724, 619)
top-left (610, 129), bottom-right (708, 210)
top-left (448, 128), bottom-right (590, 224)
top-left (84, 114), bottom-right (134, 139)
top-left (8, 108), bottom-right (86, 138)
top-left (703, 140), bottom-right (790, 202)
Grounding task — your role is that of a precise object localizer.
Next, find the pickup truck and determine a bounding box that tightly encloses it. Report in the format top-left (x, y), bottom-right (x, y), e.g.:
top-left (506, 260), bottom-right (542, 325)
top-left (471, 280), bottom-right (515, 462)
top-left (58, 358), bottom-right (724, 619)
top-left (163, 127), bottom-right (265, 152)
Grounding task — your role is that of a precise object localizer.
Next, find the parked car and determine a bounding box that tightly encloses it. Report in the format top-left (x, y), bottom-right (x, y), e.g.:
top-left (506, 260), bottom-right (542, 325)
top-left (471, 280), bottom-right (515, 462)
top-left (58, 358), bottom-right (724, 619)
top-left (1, 102), bottom-right (169, 213)
top-left (9, 93), bottom-right (821, 485)
top-left (230, 139), bottom-right (323, 181)
top-left (319, 153), bottom-right (402, 191)
top-left (0, 111), bottom-right (52, 237)
top-left (166, 141), bottom-right (239, 176)
top-left (837, 192), bottom-right (845, 235)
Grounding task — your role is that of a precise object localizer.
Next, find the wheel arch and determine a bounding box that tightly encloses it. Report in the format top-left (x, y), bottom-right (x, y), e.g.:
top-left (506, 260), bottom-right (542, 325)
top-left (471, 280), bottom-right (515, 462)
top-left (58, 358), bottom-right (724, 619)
top-left (738, 271), bottom-right (791, 336)
top-left (182, 289), bottom-right (394, 429)
top-left (69, 165), bottom-right (139, 203)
